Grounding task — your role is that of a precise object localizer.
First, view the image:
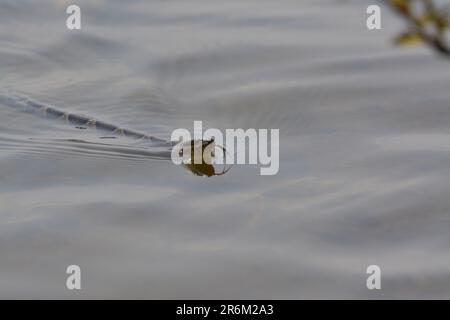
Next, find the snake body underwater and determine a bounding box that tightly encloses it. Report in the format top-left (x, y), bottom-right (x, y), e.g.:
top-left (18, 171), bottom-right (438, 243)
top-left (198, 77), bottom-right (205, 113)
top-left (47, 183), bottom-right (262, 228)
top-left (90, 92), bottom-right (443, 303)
top-left (0, 91), bottom-right (227, 177)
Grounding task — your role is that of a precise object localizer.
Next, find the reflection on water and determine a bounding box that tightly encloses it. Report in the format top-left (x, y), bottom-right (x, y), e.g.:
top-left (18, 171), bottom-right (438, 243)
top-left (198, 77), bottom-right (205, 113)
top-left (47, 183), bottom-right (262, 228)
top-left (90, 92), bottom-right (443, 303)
top-left (1, 0), bottom-right (450, 298)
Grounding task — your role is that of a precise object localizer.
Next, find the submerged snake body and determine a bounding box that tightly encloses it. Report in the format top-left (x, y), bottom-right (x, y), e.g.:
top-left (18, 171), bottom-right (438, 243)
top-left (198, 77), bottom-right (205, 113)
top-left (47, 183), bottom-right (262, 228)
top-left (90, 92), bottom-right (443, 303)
top-left (0, 91), bottom-right (173, 147)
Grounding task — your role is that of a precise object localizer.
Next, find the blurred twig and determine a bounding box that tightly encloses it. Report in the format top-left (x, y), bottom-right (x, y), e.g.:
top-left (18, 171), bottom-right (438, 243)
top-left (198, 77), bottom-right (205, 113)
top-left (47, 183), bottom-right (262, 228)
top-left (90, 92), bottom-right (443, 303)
top-left (386, 0), bottom-right (450, 56)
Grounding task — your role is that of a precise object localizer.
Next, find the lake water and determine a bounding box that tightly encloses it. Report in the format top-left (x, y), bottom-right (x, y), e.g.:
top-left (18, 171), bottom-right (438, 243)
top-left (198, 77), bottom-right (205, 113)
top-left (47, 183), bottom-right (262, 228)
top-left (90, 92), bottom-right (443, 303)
top-left (1, 0), bottom-right (450, 299)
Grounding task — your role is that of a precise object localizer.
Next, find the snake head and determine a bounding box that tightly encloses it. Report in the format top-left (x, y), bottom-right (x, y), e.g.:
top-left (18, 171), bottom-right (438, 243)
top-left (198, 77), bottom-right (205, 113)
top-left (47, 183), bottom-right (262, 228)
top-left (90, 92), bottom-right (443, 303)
top-left (178, 137), bottom-right (215, 161)
top-left (176, 137), bottom-right (231, 177)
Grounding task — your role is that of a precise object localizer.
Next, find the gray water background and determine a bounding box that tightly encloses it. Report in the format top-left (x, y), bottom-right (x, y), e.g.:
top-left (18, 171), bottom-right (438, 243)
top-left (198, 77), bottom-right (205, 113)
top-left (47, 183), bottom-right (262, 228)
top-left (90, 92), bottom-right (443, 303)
top-left (1, 0), bottom-right (450, 298)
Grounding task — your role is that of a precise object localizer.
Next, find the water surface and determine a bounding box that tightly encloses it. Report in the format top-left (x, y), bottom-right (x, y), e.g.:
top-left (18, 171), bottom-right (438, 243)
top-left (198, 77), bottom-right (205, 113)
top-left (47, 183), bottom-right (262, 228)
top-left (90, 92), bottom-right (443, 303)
top-left (1, 0), bottom-right (450, 298)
